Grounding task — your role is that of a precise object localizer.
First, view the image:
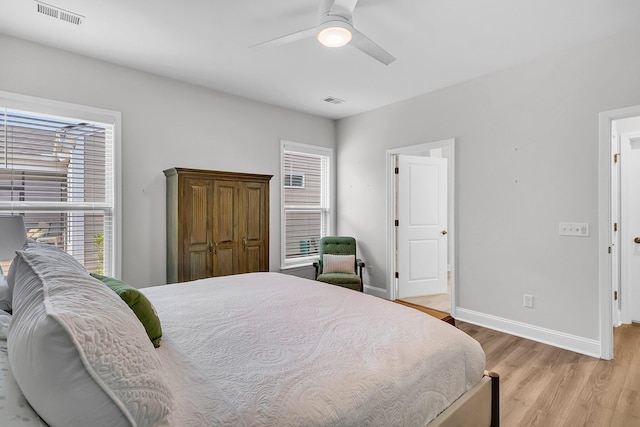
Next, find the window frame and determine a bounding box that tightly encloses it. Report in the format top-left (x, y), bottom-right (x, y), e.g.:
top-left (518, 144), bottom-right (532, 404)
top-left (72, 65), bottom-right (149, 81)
top-left (0, 90), bottom-right (122, 277)
top-left (280, 140), bottom-right (334, 269)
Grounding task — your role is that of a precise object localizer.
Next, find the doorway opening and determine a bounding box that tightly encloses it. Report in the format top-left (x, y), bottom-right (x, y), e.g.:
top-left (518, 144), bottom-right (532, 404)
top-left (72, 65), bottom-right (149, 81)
top-left (386, 139), bottom-right (455, 316)
top-left (611, 116), bottom-right (640, 326)
top-left (599, 105), bottom-right (640, 360)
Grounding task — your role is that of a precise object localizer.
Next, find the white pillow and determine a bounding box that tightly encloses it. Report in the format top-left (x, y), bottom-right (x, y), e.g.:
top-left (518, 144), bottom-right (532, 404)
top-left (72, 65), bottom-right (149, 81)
top-left (0, 275), bottom-right (9, 312)
top-left (323, 254), bottom-right (356, 274)
top-left (8, 243), bottom-right (173, 427)
top-left (0, 308), bottom-right (10, 340)
top-left (6, 239), bottom-right (85, 312)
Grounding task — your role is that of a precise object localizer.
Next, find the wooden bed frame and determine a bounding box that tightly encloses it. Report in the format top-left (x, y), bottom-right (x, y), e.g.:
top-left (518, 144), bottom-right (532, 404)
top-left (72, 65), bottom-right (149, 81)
top-left (428, 371), bottom-right (500, 427)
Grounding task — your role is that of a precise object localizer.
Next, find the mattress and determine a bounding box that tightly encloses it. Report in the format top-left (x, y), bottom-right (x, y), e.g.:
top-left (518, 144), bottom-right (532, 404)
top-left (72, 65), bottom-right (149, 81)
top-left (142, 272), bottom-right (486, 426)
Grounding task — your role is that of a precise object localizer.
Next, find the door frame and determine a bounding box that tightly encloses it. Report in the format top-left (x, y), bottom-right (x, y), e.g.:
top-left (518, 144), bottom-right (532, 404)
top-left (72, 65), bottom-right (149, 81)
top-left (386, 138), bottom-right (456, 314)
top-left (598, 104), bottom-right (640, 360)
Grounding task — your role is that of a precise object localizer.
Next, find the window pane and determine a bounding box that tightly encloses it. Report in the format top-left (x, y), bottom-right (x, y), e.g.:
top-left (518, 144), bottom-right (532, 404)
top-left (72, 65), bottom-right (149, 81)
top-left (0, 112), bottom-right (108, 203)
top-left (0, 210), bottom-right (112, 274)
top-left (283, 151), bottom-right (326, 207)
top-left (284, 210), bottom-right (325, 259)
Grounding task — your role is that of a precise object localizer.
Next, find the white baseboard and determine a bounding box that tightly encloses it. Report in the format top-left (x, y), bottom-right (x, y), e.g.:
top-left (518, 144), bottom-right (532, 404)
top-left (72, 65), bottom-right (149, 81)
top-left (455, 308), bottom-right (601, 358)
top-left (364, 284), bottom-right (389, 299)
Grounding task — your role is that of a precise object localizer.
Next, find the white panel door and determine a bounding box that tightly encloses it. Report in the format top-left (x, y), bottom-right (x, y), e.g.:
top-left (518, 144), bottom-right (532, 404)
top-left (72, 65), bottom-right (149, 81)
top-left (397, 155), bottom-right (447, 298)
top-left (622, 134), bottom-right (640, 322)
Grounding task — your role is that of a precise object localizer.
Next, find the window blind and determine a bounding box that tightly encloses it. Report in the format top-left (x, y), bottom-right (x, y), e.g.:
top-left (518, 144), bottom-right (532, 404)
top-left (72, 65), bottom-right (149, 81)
top-left (282, 143), bottom-right (331, 266)
top-left (0, 107), bottom-right (115, 275)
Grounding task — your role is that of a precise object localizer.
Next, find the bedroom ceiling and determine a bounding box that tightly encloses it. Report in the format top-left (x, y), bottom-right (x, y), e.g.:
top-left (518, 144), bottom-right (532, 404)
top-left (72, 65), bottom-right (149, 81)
top-left (1, 0), bottom-right (639, 119)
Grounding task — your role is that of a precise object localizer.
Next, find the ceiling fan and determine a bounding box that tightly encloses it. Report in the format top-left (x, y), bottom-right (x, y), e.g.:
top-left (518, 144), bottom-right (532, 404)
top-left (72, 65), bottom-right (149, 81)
top-left (250, 0), bottom-right (396, 65)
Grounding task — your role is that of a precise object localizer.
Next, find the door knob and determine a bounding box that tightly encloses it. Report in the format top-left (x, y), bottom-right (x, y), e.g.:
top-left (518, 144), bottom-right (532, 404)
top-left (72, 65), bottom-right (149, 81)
top-left (441, 230), bottom-right (448, 235)
top-left (635, 237), bottom-right (640, 244)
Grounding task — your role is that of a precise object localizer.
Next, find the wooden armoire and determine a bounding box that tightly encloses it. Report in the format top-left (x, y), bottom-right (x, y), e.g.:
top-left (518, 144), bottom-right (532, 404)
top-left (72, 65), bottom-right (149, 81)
top-left (164, 168), bottom-right (272, 283)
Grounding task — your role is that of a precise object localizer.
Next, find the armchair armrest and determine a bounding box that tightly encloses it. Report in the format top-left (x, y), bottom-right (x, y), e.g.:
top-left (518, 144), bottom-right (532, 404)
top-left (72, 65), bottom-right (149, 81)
top-left (313, 261), bottom-right (320, 279)
top-left (356, 259), bottom-right (365, 287)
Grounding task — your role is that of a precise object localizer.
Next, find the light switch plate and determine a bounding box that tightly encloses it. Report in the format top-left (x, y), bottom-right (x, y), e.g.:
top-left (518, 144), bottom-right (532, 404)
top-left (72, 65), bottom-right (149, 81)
top-left (559, 222), bottom-right (589, 237)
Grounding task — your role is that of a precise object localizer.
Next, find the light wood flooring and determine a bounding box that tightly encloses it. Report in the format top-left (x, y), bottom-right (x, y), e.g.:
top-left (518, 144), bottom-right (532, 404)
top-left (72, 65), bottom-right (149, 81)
top-left (398, 281), bottom-right (451, 313)
top-left (458, 322), bottom-right (640, 427)
top-left (399, 292), bottom-right (450, 313)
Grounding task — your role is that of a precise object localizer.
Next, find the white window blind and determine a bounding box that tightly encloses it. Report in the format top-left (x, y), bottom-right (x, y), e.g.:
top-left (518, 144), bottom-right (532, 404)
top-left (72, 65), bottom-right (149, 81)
top-left (281, 141), bottom-right (332, 267)
top-left (0, 101), bottom-right (116, 275)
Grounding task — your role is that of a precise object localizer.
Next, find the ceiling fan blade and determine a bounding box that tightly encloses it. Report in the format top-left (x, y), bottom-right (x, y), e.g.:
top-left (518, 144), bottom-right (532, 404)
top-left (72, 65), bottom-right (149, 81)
top-left (250, 27), bottom-right (317, 50)
top-left (329, 0), bottom-right (359, 16)
top-left (351, 28), bottom-right (396, 65)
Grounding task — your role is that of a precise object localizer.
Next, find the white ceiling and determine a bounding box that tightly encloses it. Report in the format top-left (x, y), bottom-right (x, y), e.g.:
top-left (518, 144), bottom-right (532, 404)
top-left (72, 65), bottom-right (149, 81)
top-left (1, 0), bottom-right (639, 119)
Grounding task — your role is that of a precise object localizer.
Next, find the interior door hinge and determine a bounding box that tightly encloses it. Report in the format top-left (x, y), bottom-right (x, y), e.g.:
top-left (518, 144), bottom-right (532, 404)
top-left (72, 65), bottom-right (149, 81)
top-left (614, 223), bottom-right (618, 232)
top-left (614, 153), bottom-right (620, 164)
top-left (395, 271), bottom-right (399, 278)
top-left (614, 291), bottom-right (618, 301)
top-left (395, 167), bottom-right (399, 174)
top-left (608, 246), bottom-right (612, 254)
top-left (395, 219), bottom-right (399, 226)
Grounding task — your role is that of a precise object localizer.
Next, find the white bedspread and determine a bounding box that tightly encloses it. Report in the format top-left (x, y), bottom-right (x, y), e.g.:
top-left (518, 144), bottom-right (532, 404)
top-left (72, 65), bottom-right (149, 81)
top-left (0, 313), bottom-right (47, 427)
top-left (142, 272), bottom-right (485, 427)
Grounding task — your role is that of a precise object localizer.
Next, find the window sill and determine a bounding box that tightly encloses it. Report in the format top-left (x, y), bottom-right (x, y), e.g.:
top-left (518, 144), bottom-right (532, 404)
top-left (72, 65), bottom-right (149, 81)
top-left (280, 262), bottom-right (314, 271)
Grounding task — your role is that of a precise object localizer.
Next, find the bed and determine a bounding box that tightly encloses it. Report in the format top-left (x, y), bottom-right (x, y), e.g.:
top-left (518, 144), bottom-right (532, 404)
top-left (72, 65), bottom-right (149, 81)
top-left (0, 240), bottom-right (499, 426)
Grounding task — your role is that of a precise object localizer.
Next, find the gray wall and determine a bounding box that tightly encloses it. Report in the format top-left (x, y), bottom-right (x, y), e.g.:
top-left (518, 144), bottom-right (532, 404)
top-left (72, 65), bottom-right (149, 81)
top-left (336, 27), bottom-right (640, 348)
top-left (4, 25), bottom-right (640, 354)
top-left (0, 34), bottom-right (335, 287)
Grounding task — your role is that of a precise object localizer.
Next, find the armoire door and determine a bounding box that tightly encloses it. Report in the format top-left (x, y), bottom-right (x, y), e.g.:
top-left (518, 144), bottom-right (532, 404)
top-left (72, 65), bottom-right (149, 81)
top-left (239, 181), bottom-right (269, 273)
top-left (212, 180), bottom-right (240, 277)
top-left (182, 177), bottom-right (213, 281)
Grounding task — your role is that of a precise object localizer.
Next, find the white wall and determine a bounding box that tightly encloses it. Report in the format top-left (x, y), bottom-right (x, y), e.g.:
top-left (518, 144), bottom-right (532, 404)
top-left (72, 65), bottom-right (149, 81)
top-left (0, 34), bottom-right (335, 287)
top-left (336, 27), bottom-right (640, 351)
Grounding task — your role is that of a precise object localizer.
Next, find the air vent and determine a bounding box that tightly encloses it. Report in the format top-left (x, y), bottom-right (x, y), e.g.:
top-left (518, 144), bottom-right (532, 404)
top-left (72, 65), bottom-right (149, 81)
top-left (35, 1), bottom-right (83, 25)
top-left (284, 173), bottom-right (305, 189)
top-left (36, 2), bottom-right (58, 18)
top-left (322, 96), bottom-right (345, 105)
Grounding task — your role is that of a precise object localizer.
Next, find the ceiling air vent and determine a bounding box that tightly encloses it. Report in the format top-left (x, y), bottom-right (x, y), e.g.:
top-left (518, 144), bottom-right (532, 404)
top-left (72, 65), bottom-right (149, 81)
top-left (322, 96), bottom-right (345, 105)
top-left (35, 1), bottom-right (83, 25)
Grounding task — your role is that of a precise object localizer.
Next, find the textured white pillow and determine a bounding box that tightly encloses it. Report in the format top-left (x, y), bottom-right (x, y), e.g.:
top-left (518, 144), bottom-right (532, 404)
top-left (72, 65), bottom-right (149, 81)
top-left (8, 244), bottom-right (173, 427)
top-left (0, 275), bottom-right (9, 312)
top-left (323, 254), bottom-right (356, 274)
top-left (0, 308), bottom-right (9, 340)
top-left (7, 239), bottom-right (83, 289)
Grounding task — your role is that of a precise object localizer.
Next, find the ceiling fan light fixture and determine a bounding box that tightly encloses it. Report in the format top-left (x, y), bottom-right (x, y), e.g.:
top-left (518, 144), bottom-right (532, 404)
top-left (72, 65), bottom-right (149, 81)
top-left (317, 23), bottom-right (352, 48)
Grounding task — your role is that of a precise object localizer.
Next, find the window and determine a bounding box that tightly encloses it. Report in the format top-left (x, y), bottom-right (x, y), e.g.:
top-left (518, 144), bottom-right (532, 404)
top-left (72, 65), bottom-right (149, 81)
top-left (281, 141), bottom-right (332, 268)
top-left (0, 92), bottom-right (120, 275)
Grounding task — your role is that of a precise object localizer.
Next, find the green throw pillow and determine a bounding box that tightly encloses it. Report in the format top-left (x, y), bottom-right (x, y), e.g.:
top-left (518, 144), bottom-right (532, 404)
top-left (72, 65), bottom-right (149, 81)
top-left (90, 273), bottom-right (162, 348)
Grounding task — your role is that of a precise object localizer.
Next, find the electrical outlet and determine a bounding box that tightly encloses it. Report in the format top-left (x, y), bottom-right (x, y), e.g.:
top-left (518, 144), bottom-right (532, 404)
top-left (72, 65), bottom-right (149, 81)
top-left (524, 294), bottom-right (534, 308)
top-left (559, 223), bottom-right (589, 237)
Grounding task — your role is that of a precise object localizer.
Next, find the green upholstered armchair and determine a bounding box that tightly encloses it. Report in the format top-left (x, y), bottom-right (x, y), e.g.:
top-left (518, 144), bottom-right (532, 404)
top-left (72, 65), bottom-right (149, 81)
top-left (313, 236), bottom-right (365, 292)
